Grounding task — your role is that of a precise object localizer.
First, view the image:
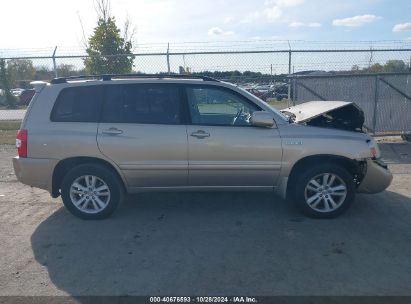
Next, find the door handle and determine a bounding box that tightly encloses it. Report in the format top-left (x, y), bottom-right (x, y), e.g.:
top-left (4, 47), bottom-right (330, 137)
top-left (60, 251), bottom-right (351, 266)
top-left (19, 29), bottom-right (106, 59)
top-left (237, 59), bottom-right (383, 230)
top-left (102, 127), bottom-right (123, 135)
top-left (190, 130), bottom-right (210, 139)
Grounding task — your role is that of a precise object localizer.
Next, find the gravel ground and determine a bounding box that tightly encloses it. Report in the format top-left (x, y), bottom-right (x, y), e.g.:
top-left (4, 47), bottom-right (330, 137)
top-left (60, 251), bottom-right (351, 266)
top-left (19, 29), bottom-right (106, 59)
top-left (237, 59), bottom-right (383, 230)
top-left (0, 142), bottom-right (411, 296)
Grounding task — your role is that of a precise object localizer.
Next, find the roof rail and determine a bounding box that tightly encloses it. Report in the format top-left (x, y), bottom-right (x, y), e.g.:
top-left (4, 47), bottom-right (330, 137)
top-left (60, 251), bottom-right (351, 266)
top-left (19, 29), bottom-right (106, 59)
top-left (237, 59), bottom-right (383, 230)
top-left (50, 73), bottom-right (219, 84)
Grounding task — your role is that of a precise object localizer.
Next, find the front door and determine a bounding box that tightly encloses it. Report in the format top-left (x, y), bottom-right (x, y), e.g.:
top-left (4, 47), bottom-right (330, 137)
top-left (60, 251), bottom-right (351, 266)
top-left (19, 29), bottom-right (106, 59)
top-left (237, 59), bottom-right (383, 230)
top-left (97, 83), bottom-right (188, 189)
top-left (185, 85), bottom-right (282, 187)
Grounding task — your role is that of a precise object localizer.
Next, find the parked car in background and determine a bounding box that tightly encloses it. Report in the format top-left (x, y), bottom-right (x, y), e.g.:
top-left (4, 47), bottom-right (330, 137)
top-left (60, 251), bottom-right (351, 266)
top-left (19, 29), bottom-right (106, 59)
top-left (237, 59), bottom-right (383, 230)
top-left (18, 89), bottom-right (35, 105)
top-left (244, 83), bottom-right (289, 101)
top-left (245, 88), bottom-right (266, 100)
top-left (13, 74), bottom-right (392, 220)
top-left (11, 88), bottom-right (24, 97)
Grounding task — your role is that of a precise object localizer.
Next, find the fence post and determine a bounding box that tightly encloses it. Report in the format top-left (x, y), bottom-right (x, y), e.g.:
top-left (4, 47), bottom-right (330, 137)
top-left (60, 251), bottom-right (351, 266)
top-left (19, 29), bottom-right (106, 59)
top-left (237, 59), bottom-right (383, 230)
top-left (372, 75), bottom-right (380, 133)
top-left (292, 77), bottom-right (296, 106)
top-left (166, 43), bottom-right (171, 74)
top-left (287, 42), bottom-right (292, 107)
top-left (52, 46), bottom-right (58, 78)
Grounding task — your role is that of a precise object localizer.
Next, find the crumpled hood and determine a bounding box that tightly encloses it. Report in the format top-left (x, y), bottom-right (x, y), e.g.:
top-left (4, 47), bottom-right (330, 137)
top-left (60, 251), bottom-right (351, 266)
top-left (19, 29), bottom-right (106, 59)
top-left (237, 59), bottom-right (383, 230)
top-left (281, 101), bottom-right (365, 132)
top-left (281, 101), bottom-right (357, 122)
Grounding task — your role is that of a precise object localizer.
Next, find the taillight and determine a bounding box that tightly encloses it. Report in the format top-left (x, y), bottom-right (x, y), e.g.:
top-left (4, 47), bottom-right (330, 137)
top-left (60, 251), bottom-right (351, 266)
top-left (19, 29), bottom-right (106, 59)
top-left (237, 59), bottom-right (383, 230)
top-left (16, 129), bottom-right (28, 158)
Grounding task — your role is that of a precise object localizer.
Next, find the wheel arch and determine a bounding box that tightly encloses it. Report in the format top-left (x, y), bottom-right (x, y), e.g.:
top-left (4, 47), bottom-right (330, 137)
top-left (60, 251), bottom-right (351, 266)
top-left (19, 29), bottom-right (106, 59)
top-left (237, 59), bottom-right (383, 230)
top-left (51, 156), bottom-right (127, 198)
top-left (286, 154), bottom-right (364, 200)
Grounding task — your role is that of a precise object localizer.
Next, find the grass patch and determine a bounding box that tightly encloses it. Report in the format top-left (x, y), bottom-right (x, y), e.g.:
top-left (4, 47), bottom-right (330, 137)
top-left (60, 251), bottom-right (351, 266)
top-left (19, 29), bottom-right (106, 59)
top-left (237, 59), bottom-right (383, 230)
top-left (0, 105), bottom-right (27, 110)
top-left (0, 120), bottom-right (21, 130)
top-left (198, 103), bottom-right (239, 114)
top-left (0, 120), bottom-right (20, 145)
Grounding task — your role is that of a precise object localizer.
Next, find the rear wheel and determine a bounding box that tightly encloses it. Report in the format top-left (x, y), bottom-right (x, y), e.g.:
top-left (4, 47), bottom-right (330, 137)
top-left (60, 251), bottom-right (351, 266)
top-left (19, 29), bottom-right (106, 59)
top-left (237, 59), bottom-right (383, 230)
top-left (61, 164), bottom-right (124, 219)
top-left (291, 163), bottom-right (355, 218)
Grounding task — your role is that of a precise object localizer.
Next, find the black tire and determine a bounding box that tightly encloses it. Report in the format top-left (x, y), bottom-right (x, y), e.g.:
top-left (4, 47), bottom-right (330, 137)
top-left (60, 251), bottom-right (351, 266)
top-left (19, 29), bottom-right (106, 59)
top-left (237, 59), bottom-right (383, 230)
top-left (290, 163), bottom-right (355, 219)
top-left (61, 163), bottom-right (124, 220)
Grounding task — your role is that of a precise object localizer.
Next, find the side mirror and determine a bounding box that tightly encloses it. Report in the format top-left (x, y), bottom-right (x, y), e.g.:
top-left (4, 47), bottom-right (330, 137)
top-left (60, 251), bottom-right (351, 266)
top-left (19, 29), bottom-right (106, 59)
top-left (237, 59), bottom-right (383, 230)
top-left (250, 111), bottom-right (274, 128)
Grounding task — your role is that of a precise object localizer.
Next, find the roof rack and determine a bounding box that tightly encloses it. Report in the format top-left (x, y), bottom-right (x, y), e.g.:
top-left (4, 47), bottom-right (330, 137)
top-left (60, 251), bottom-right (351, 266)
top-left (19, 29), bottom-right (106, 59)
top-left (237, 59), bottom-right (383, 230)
top-left (50, 73), bottom-right (219, 84)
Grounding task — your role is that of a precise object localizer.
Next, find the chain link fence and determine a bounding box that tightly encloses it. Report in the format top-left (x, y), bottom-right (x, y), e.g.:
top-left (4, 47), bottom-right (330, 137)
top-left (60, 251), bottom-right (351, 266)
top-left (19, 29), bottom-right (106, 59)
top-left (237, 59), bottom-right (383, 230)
top-left (290, 72), bottom-right (411, 134)
top-left (1, 41), bottom-right (411, 134)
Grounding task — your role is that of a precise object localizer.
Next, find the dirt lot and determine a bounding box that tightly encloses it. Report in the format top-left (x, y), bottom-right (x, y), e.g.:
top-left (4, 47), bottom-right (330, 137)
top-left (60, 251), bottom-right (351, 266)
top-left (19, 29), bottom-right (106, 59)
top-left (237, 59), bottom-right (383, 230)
top-left (0, 140), bottom-right (411, 296)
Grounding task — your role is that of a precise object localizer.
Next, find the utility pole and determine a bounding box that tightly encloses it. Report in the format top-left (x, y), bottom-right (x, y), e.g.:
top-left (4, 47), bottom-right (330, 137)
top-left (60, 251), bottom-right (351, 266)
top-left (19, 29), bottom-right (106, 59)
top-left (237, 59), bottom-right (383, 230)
top-left (368, 46), bottom-right (374, 69)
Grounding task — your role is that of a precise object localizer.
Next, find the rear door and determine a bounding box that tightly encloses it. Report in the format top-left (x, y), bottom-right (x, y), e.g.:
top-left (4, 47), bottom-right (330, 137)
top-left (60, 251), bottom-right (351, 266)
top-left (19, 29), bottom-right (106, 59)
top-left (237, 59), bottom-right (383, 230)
top-left (185, 85), bottom-right (282, 187)
top-left (97, 83), bottom-right (188, 189)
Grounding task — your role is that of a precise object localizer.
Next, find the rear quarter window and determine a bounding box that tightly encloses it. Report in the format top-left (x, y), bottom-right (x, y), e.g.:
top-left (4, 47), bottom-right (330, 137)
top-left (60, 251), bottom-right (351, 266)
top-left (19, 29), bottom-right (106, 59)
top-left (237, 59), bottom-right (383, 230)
top-left (101, 84), bottom-right (182, 124)
top-left (51, 86), bottom-right (103, 122)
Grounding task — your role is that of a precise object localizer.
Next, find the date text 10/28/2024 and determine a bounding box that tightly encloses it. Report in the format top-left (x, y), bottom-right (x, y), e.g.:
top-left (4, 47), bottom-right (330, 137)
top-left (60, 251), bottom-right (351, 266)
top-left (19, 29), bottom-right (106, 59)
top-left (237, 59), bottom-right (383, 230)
top-left (150, 297), bottom-right (258, 303)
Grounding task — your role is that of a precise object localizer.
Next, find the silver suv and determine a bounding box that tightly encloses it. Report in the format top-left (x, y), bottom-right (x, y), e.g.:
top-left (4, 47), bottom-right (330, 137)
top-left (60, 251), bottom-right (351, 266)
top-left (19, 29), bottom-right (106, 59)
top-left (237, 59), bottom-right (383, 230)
top-left (13, 74), bottom-right (392, 219)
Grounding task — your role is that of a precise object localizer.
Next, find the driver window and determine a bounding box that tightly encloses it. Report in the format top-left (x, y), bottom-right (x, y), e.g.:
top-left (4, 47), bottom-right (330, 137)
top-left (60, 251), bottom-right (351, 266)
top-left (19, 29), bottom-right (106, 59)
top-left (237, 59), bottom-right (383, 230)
top-left (186, 87), bottom-right (259, 126)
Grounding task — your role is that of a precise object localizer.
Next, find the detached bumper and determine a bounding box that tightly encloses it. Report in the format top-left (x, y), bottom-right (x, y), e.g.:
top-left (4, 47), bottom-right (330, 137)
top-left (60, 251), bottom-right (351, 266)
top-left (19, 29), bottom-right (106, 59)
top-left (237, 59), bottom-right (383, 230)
top-left (13, 156), bottom-right (57, 193)
top-left (357, 159), bottom-right (393, 194)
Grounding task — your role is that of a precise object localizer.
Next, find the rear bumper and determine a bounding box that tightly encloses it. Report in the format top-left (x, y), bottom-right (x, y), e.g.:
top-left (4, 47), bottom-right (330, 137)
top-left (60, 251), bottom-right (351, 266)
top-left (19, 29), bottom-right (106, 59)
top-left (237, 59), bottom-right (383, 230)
top-left (357, 159), bottom-right (393, 194)
top-left (13, 156), bottom-right (57, 194)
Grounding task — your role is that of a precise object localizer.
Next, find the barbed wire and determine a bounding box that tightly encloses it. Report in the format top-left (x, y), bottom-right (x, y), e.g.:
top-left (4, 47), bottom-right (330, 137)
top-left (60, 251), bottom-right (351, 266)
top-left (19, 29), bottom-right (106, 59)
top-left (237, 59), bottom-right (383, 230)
top-left (1, 40), bottom-right (411, 58)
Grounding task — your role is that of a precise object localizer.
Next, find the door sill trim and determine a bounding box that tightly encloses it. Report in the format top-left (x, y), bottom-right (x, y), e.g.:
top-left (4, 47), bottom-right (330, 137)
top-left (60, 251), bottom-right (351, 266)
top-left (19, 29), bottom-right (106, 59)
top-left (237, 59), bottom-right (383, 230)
top-left (127, 186), bottom-right (275, 193)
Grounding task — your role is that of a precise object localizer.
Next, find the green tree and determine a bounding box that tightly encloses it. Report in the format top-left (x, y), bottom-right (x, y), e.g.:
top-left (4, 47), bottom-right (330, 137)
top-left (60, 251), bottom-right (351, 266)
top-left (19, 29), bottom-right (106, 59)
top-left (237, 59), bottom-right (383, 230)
top-left (34, 66), bottom-right (55, 81)
top-left (7, 59), bottom-right (36, 87)
top-left (367, 63), bottom-right (384, 73)
top-left (83, 0), bottom-right (134, 74)
top-left (384, 60), bottom-right (407, 73)
top-left (0, 59), bottom-right (17, 108)
top-left (56, 64), bottom-right (76, 77)
top-left (351, 60), bottom-right (409, 74)
top-left (351, 65), bottom-right (360, 72)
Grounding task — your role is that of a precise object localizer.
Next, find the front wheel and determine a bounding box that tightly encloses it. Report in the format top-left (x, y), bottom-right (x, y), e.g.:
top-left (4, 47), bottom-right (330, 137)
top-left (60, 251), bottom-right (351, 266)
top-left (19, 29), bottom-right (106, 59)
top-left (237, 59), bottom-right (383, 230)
top-left (291, 164), bottom-right (355, 218)
top-left (61, 164), bottom-right (124, 220)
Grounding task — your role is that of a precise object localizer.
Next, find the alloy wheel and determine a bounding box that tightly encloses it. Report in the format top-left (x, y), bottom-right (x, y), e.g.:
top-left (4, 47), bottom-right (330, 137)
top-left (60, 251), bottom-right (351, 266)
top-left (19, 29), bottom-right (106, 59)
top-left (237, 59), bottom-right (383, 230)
top-left (304, 173), bottom-right (347, 213)
top-left (69, 175), bottom-right (111, 214)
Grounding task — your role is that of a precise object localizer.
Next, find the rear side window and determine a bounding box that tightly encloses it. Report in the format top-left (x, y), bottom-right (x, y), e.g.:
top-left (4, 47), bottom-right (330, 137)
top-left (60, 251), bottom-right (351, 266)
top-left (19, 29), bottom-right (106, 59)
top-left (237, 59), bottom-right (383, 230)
top-left (102, 84), bottom-right (182, 124)
top-left (51, 86), bottom-right (103, 122)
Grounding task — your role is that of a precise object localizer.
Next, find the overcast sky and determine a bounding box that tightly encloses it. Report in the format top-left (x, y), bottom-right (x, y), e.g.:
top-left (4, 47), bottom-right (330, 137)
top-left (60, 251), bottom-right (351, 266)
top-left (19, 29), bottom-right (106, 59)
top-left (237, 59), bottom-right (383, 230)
top-left (1, 0), bottom-right (411, 50)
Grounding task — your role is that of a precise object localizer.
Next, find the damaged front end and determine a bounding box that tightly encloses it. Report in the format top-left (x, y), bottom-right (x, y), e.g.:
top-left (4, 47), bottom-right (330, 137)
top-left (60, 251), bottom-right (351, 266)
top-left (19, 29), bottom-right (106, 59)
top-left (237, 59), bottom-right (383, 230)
top-left (281, 101), bottom-right (393, 194)
top-left (357, 158), bottom-right (393, 193)
top-left (281, 101), bottom-right (365, 132)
